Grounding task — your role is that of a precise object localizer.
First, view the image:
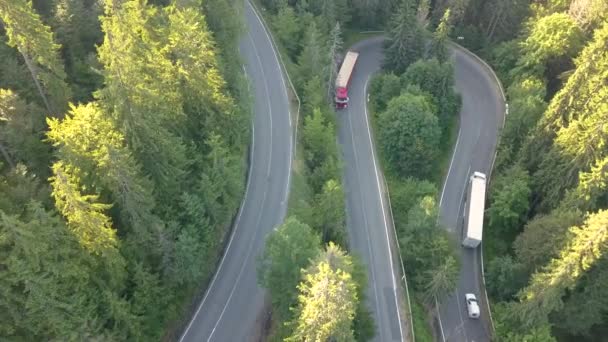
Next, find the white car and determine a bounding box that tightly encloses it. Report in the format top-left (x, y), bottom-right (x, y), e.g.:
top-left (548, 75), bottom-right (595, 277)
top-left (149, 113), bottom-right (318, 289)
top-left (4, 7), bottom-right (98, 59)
top-left (465, 293), bottom-right (480, 319)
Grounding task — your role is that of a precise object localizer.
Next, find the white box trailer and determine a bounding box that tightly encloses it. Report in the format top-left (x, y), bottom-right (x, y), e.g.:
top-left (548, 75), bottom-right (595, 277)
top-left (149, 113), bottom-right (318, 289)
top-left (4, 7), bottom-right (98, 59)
top-left (462, 171), bottom-right (487, 248)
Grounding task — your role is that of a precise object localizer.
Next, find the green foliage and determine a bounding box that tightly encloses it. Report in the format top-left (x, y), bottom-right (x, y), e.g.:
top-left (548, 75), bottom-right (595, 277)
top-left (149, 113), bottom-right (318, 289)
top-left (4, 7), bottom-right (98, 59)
top-left (551, 257), bottom-right (608, 336)
top-left (47, 102), bottom-right (162, 262)
top-left (431, 9), bottom-right (451, 63)
top-left (493, 303), bottom-right (556, 342)
top-left (378, 92), bottom-right (441, 179)
top-left (523, 21), bottom-right (608, 212)
top-left (459, 1), bottom-right (608, 340)
top-left (297, 21), bottom-right (325, 86)
top-left (369, 73), bottom-right (401, 112)
top-left (258, 217), bottom-right (322, 321)
top-left (1, 0), bottom-right (250, 339)
top-left (496, 76), bottom-right (547, 168)
top-left (272, 5), bottom-right (302, 58)
top-left (383, 0), bottom-right (425, 73)
top-left (520, 13), bottom-right (583, 70)
top-left (513, 209), bottom-right (583, 273)
top-left (351, 255), bottom-right (376, 341)
top-left (401, 58), bottom-right (460, 130)
top-left (567, 0), bottom-right (608, 33)
top-left (388, 177), bottom-right (437, 223)
top-left (0, 89), bottom-right (50, 174)
top-left (312, 179), bottom-right (346, 245)
top-left (0, 203), bottom-right (102, 340)
top-left (302, 107), bottom-right (340, 193)
top-left (325, 21), bottom-right (343, 99)
top-left (421, 255), bottom-right (458, 304)
top-left (97, 1), bottom-right (190, 199)
top-left (0, 0), bottom-right (71, 115)
top-left (51, 0), bottom-right (103, 102)
top-left (398, 195), bottom-right (458, 293)
top-left (0, 164), bottom-right (50, 215)
top-left (287, 243), bottom-right (358, 342)
top-left (487, 165), bottom-right (531, 235)
top-left (485, 255), bottom-right (527, 301)
top-left (510, 210), bottom-right (608, 328)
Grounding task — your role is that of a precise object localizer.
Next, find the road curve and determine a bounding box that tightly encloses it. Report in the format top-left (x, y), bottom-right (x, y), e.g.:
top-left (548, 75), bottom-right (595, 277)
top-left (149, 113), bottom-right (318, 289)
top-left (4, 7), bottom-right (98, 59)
top-left (337, 37), bottom-right (408, 342)
top-left (436, 46), bottom-right (504, 342)
top-left (178, 2), bottom-right (292, 341)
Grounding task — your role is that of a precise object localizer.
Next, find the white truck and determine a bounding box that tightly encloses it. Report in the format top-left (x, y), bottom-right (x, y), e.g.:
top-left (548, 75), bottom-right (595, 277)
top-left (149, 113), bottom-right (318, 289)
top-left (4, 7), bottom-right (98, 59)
top-left (462, 171), bottom-right (487, 248)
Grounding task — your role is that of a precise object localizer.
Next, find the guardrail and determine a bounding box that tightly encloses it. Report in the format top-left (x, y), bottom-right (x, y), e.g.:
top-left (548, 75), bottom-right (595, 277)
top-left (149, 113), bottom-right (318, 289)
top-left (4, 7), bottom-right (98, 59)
top-left (383, 177), bottom-right (417, 342)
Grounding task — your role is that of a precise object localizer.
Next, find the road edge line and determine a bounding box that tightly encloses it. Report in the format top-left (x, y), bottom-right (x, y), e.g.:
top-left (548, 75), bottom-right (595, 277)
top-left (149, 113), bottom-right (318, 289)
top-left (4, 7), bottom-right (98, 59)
top-left (247, 1), bottom-right (301, 220)
top-left (362, 76), bottom-right (411, 342)
top-left (178, 62), bottom-right (257, 342)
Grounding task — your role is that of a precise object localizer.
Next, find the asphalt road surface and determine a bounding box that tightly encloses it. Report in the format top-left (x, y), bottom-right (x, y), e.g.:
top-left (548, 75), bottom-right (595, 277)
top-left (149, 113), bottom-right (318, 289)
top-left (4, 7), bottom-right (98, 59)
top-left (178, 2), bottom-right (292, 341)
top-left (337, 37), bottom-right (503, 342)
top-left (436, 46), bottom-right (504, 342)
top-left (337, 37), bottom-right (408, 342)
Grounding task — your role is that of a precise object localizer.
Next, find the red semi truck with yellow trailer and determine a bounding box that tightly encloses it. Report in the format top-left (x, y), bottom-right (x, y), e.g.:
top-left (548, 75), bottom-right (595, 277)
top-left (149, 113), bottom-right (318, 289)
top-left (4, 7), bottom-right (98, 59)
top-left (335, 51), bottom-right (359, 109)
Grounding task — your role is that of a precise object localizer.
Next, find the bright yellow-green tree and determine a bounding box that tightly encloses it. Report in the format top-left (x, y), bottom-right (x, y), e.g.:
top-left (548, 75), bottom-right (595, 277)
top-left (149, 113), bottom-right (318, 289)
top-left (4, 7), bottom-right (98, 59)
top-left (287, 243), bottom-right (358, 342)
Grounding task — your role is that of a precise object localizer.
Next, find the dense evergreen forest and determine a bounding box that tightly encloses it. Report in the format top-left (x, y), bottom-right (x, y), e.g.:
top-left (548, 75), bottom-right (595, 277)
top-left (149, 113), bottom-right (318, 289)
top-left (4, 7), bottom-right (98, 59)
top-left (444, 0), bottom-right (607, 340)
top-left (2, 0), bottom-right (606, 341)
top-left (0, 0), bottom-right (250, 340)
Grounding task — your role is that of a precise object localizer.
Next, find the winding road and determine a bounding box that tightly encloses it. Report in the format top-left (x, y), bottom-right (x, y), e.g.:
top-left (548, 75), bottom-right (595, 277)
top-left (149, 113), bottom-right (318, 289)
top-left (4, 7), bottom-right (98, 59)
top-left (337, 37), bottom-right (408, 342)
top-left (178, 2), bottom-right (293, 341)
top-left (436, 45), bottom-right (504, 342)
top-left (178, 2), bottom-right (502, 340)
top-left (337, 38), bottom-right (503, 342)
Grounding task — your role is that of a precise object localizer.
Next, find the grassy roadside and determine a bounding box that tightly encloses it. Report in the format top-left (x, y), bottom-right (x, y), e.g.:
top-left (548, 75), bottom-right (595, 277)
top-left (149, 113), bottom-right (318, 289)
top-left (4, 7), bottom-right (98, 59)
top-left (343, 30), bottom-right (383, 50)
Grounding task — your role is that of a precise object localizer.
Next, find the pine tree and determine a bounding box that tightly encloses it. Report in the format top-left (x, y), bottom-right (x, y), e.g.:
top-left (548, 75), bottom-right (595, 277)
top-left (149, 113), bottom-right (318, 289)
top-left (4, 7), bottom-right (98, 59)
top-left (97, 0), bottom-right (190, 198)
top-left (431, 9), bottom-right (451, 63)
top-left (49, 161), bottom-right (126, 280)
top-left (522, 22), bottom-right (608, 211)
top-left (258, 217), bottom-right (322, 320)
top-left (51, 0), bottom-right (103, 102)
top-left (0, 0), bottom-right (71, 116)
top-left (298, 21), bottom-right (325, 86)
top-left (383, 0), bottom-right (424, 73)
top-left (0, 89), bottom-right (49, 173)
top-left (510, 210), bottom-right (608, 328)
top-left (287, 243), bottom-right (358, 342)
top-left (326, 22), bottom-right (343, 100)
top-left (423, 255), bottom-right (458, 303)
top-left (0, 203), bottom-right (102, 340)
top-left (47, 103), bottom-right (163, 261)
top-left (164, 4), bottom-right (244, 149)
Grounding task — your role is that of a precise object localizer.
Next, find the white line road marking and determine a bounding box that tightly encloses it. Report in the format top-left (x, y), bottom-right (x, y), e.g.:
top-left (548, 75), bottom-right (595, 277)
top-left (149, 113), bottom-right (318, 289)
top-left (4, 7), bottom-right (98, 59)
top-left (347, 107), bottom-right (384, 341)
top-left (207, 188), bottom-right (268, 341)
top-left (439, 125), bottom-right (462, 208)
top-left (179, 24), bottom-right (275, 342)
top-left (362, 76), bottom-right (405, 341)
top-left (205, 28), bottom-right (275, 342)
top-left (246, 0), bottom-right (293, 218)
top-left (455, 288), bottom-right (469, 342)
top-left (436, 297), bottom-right (447, 342)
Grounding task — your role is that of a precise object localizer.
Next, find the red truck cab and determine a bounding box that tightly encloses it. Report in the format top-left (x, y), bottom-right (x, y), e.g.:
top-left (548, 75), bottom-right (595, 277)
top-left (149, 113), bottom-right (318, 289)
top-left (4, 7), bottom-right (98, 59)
top-left (334, 51), bottom-right (359, 109)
